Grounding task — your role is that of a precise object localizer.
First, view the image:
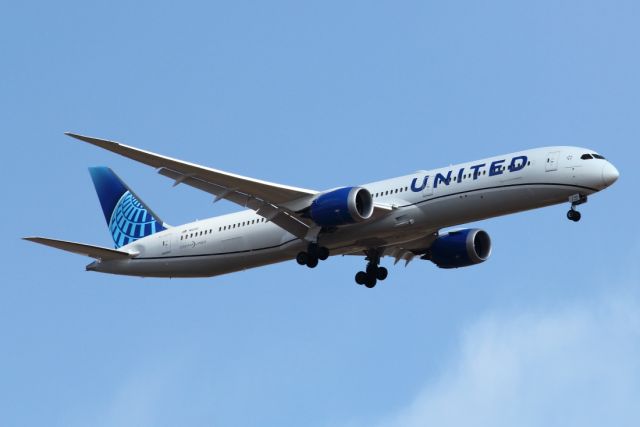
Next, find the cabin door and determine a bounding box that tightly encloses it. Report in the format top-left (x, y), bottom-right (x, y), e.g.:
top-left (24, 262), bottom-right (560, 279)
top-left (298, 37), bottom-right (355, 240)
top-left (546, 151), bottom-right (560, 172)
top-left (159, 234), bottom-right (172, 255)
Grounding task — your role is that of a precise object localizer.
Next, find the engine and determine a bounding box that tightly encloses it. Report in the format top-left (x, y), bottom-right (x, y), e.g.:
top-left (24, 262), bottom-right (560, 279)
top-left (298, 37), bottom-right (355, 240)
top-left (309, 187), bottom-right (374, 227)
top-left (427, 228), bottom-right (492, 269)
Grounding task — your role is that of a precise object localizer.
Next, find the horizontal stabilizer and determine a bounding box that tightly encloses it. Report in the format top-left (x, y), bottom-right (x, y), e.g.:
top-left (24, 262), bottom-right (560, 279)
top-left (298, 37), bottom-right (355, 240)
top-left (23, 237), bottom-right (134, 260)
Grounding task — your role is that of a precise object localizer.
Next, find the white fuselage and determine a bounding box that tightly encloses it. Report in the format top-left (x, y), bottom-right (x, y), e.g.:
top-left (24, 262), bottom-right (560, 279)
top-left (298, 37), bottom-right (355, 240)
top-left (89, 146), bottom-right (617, 277)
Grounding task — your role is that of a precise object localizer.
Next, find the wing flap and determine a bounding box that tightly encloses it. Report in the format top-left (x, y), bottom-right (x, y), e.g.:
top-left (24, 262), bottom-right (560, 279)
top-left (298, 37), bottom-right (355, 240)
top-left (158, 167), bottom-right (311, 238)
top-left (24, 237), bottom-right (134, 260)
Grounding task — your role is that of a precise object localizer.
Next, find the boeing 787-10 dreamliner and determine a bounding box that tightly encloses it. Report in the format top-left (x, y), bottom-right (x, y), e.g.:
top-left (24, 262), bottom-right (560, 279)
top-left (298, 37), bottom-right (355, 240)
top-left (25, 133), bottom-right (619, 288)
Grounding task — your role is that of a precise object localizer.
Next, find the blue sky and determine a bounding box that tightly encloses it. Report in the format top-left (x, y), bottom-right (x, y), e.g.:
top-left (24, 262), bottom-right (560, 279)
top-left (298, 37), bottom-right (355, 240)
top-left (2, 1), bottom-right (639, 426)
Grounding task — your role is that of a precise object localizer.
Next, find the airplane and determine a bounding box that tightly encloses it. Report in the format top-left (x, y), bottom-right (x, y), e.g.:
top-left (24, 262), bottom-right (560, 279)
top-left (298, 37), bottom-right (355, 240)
top-left (24, 133), bottom-right (619, 288)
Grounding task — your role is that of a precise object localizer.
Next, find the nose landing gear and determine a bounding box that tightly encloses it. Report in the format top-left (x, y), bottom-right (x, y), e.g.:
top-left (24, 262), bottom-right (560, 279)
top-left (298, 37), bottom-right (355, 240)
top-left (296, 243), bottom-right (330, 268)
top-left (567, 209), bottom-right (582, 222)
top-left (567, 194), bottom-right (588, 222)
top-left (355, 250), bottom-right (388, 288)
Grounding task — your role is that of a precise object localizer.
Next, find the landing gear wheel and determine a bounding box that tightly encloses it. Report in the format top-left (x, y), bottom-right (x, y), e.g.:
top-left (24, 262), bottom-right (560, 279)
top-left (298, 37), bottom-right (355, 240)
top-left (567, 210), bottom-right (581, 222)
top-left (296, 252), bottom-right (308, 265)
top-left (567, 194), bottom-right (587, 222)
top-left (355, 249), bottom-right (388, 287)
top-left (364, 275), bottom-right (377, 288)
top-left (317, 246), bottom-right (330, 261)
top-left (306, 256), bottom-right (319, 268)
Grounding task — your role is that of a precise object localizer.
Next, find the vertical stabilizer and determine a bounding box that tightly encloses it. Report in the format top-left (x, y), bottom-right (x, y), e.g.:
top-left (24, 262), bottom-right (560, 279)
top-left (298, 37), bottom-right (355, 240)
top-left (88, 167), bottom-right (166, 248)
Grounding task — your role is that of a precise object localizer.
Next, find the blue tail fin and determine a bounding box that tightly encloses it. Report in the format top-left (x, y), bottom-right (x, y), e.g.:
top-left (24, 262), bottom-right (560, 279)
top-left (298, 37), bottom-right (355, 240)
top-left (89, 167), bottom-right (166, 248)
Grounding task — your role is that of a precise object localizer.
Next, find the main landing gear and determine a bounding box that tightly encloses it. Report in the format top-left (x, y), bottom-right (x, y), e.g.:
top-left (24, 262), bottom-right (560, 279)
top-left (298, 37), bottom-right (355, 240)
top-left (296, 243), bottom-right (330, 269)
top-left (355, 250), bottom-right (388, 288)
top-left (567, 194), bottom-right (587, 222)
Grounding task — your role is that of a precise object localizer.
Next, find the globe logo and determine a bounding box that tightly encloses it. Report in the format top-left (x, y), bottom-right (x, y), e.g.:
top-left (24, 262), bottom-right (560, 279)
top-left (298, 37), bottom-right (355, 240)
top-left (109, 191), bottom-right (163, 248)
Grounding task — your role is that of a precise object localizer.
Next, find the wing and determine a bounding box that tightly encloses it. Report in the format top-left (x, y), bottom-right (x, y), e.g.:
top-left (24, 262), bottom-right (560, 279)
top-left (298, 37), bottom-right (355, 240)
top-left (24, 237), bottom-right (135, 260)
top-left (341, 232), bottom-right (439, 266)
top-left (65, 133), bottom-right (318, 238)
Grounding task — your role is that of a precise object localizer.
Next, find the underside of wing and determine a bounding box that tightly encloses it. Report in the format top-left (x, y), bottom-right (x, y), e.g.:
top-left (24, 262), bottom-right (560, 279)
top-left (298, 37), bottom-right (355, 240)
top-left (341, 232), bottom-right (439, 265)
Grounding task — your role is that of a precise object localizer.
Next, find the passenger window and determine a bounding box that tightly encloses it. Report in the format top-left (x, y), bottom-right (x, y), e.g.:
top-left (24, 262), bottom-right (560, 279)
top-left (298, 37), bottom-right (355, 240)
top-left (581, 154), bottom-right (593, 160)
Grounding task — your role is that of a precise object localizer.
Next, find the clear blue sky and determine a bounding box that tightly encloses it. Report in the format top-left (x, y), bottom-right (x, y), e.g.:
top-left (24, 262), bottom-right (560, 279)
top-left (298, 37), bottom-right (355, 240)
top-left (2, 1), bottom-right (639, 426)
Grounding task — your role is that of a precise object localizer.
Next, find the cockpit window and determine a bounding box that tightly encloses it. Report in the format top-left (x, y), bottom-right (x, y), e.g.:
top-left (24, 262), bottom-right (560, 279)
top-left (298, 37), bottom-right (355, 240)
top-left (581, 154), bottom-right (593, 160)
top-left (592, 154), bottom-right (605, 160)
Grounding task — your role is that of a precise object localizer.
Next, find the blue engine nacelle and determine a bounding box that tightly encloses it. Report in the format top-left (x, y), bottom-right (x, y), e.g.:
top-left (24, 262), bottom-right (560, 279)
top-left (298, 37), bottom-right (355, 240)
top-left (428, 228), bottom-right (492, 269)
top-left (310, 187), bottom-right (374, 227)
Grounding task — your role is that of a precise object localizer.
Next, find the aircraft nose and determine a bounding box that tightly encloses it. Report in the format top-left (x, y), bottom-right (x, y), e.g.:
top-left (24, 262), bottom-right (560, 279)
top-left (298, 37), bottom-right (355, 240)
top-left (602, 162), bottom-right (619, 187)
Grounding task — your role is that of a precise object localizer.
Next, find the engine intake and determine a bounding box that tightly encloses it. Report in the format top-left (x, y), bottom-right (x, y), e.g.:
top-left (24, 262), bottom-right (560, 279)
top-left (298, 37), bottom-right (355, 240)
top-left (428, 228), bottom-right (492, 269)
top-left (310, 187), bottom-right (374, 227)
